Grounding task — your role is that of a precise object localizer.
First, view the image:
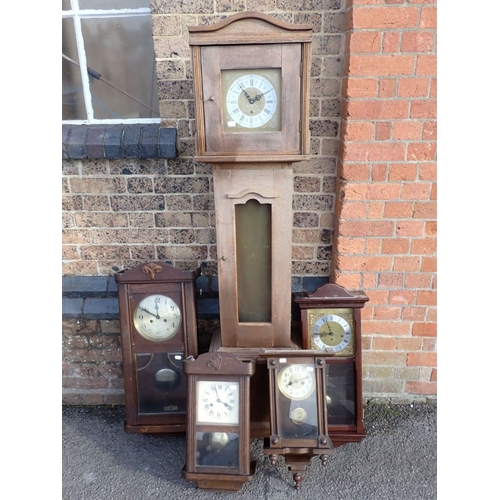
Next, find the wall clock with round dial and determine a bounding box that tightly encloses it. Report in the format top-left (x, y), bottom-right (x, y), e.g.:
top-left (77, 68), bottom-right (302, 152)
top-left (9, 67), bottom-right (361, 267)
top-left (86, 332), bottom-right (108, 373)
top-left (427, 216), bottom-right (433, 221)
top-left (278, 364), bottom-right (315, 401)
top-left (262, 351), bottom-right (334, 490)
top-left (183, 352), bottom-right (256, 492)
top-left (114, 262), bottom-right (199, 434)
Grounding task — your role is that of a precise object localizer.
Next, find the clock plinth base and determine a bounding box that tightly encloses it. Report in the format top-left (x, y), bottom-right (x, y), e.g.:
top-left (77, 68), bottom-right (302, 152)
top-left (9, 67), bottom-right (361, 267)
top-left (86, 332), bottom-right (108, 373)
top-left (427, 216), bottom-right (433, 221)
top-left (263, 440), bottom-right (334, 490)
top-left (182, 462), bottom-right (256, 492)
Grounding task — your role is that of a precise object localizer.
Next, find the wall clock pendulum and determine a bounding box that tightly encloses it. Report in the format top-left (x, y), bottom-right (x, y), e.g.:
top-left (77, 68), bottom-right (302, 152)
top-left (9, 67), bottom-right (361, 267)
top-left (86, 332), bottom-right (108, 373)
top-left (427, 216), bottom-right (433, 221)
top-left (182, 352), bottom-right (256, 492)
top-left (294, 282), bottom-right (369, 446)
top-left (260, 350), bottom-right (334, 490)
top-left (114, 262), bottom-right (199, 434)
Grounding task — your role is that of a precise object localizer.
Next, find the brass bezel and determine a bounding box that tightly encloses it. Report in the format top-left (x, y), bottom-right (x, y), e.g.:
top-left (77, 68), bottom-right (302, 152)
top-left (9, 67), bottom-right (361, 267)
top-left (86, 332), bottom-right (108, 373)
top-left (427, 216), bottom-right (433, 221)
top-left (306, 307), bottom-right (355, 356)
top-left (132, 294), bottom-right (182, 342)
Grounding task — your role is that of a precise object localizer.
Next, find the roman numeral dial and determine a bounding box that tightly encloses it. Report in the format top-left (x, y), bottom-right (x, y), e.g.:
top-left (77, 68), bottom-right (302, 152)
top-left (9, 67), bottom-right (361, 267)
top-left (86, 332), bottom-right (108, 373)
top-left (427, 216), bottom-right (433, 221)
top-left (196, 381), bottom-right (240, 425)
top-left (222, 69), bottom-right (281, 132)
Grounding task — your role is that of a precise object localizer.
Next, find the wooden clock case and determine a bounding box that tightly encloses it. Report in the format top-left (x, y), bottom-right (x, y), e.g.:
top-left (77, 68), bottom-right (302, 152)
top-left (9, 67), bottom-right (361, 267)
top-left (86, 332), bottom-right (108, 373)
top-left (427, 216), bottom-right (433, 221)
top-left (188, 13), bottom-right (312, 351)
top-left (261, 350), bottom-right (334, 490)
top-left (182, 352), bottom-right (256, 492)
top-left (189, 11), bottom-right (312, 163)
top-left (294, 282), bottom-right (369, 446)
top-left (114, 262), bottom-right (199, 434)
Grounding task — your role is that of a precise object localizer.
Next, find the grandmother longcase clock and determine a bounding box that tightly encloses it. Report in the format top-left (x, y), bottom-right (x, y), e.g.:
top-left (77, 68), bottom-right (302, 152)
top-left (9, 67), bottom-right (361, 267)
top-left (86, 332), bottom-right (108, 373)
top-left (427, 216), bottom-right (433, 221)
top-left (114, 262), bottom-right (199, 434)
top-left (189, 12), bottom-right (312, 350)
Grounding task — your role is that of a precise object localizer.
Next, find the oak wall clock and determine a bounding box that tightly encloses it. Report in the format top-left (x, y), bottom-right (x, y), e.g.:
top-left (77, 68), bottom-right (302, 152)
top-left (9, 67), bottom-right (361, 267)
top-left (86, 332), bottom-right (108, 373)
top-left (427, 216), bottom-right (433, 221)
top-left (182, 352), bottom-right (256, 492)
top-left (114, 262), bottom-right (199, 434)
top-left (294, 282), bottom-right (369, 446)
top-left (189, 11), bottom-right (312, 163)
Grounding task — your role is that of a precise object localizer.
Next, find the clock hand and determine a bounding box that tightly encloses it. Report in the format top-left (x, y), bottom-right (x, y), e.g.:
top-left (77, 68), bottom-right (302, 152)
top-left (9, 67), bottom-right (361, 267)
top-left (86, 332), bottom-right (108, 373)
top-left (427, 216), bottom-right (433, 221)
top-left (154, 302), bottom-right (160, 319)
top-left (287, 376), bottom-right (310, 387)
top-left (139, 307), bottom-right (157, 318)
top-left (254, 89), bottom-right (271, 101)
top-left (238, 82), bottom-right (255, 104)
top-left (326, 322), bottom-right (334, 336)
top-left (213, 386), bottom-right (232, 409)
top-left (214, 385), bottom-right (222, 402)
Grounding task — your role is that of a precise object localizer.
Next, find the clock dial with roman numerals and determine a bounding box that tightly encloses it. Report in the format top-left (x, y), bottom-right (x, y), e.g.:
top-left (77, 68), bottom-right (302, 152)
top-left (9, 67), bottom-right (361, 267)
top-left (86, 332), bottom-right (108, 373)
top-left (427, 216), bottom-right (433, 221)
top-left (196, 381), bottom-right (240, 425)
top-left (222, 69), bottom-right (281, 133)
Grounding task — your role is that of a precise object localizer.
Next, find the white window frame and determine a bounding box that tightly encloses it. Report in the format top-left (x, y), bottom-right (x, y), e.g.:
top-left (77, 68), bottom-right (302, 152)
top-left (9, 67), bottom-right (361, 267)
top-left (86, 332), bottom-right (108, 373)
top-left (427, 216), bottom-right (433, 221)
top-left (62, 0), bottom-right (161, 125)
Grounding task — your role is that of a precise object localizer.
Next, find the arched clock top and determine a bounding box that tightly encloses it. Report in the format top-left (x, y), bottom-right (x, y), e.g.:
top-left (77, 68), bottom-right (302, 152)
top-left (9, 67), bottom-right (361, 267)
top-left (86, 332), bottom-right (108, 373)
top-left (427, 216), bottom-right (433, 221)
top-left (188, 11), bottom-right (313, 45)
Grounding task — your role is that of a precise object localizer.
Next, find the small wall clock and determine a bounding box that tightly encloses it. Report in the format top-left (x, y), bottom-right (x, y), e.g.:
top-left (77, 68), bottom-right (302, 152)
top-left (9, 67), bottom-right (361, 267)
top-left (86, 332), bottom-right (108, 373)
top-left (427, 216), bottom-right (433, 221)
top-left (189, 11), bottom-right (312, 163)
top-left (114, 262), bottom-right (199, 434)
top-left (182, 352), bottom-right (256, 492)
top-left (294, 282), bottom-right (369, 446)
top-left (260, 350), bottom-right (334, 490)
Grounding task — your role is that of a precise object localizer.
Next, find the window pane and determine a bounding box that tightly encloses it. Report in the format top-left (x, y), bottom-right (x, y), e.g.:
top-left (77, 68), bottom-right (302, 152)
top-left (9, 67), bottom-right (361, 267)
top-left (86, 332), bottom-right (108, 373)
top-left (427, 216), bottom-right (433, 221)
top-left (62, 18), bottom-right (87, 120)
top-left (81, 15), bottom-right (159, 120)
top-left (80, 0), bottom-right (151, 9)
top-left (62, 0), bottom-right (71, 10)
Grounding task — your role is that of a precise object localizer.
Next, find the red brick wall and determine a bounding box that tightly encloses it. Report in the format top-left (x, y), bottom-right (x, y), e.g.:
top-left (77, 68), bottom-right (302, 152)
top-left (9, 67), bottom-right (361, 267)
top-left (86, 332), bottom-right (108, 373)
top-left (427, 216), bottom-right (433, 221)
top-left (334, 0), bottom-right (437, 398)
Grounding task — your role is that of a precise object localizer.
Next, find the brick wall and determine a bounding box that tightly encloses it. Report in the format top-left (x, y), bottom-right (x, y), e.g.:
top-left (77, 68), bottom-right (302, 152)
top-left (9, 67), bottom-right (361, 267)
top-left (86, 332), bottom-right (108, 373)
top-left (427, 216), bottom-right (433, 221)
top-left (62, 0), bottom-right (437, 404)
top-left (333, 0), bottom-right (437, 399)
top-left (62, 318), bottom-right (124, 405)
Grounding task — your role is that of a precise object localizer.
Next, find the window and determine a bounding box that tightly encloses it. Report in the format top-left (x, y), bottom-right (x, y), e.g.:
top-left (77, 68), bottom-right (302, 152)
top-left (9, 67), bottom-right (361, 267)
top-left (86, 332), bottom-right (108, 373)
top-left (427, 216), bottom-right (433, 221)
top-left (62, 0), bottom-right (160, 124)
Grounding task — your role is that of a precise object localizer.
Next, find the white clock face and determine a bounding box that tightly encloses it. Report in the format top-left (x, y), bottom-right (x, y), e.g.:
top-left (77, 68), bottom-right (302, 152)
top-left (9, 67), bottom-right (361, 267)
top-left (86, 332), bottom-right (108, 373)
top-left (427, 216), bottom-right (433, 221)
top-left (222, 69), bottom-right (281, 132)
top-left (132, 294), bottom-right (181, 342)
top-left (312, 314), bottom-right (352, 352)
top-left (196, 381), bottom-right (240, 425)
top-left (277, 364), bottom-right (316, 401)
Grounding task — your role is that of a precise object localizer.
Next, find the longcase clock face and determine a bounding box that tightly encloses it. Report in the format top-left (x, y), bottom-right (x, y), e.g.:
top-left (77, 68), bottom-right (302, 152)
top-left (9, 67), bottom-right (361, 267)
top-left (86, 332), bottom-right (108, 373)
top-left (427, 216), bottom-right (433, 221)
top-left (222, 69), bottom-right (281, 133)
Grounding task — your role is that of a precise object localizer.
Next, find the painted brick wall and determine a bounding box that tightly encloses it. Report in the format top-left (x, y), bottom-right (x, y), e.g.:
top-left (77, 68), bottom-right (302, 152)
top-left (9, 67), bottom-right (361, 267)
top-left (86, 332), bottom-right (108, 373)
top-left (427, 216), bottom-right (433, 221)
top-left (333, 0), bottom-right (437, 400)
top-left (62, 0), bottom-right (437, 404)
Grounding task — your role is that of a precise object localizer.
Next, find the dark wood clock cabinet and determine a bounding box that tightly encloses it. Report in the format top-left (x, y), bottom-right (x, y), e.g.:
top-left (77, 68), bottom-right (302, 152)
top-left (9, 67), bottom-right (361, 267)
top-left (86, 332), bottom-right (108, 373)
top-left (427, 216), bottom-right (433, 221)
top-left (114, 261), bottom-right (199, 434)
top-left (182, 352), bottom-right (256, 492)
top-left (295, 282), bottom-right (369, 446)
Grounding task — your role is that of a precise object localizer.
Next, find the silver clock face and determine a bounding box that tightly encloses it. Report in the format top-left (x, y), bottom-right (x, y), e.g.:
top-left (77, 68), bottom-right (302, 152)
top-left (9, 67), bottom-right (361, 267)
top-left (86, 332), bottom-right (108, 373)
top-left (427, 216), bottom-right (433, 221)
top-left (312, 314), bottom-right (352, 352)
top-left (133, 294), bottom-right (181, 342)
top-left (225, 73), bottom-right (278, 128)
top-left (222, 68), bottom-right (281, 132)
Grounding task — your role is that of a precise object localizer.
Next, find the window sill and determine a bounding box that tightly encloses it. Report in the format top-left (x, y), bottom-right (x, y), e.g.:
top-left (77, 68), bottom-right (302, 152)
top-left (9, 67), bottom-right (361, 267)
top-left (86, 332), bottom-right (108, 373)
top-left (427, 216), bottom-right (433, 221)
top-left (62, 124), bottom-right (177, 160)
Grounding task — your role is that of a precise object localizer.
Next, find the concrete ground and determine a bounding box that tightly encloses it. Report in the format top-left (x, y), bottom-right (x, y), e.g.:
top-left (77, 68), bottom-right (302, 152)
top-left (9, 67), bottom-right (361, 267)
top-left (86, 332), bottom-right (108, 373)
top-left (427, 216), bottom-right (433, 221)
top-left (62, 403), bottom-right (436, 499)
